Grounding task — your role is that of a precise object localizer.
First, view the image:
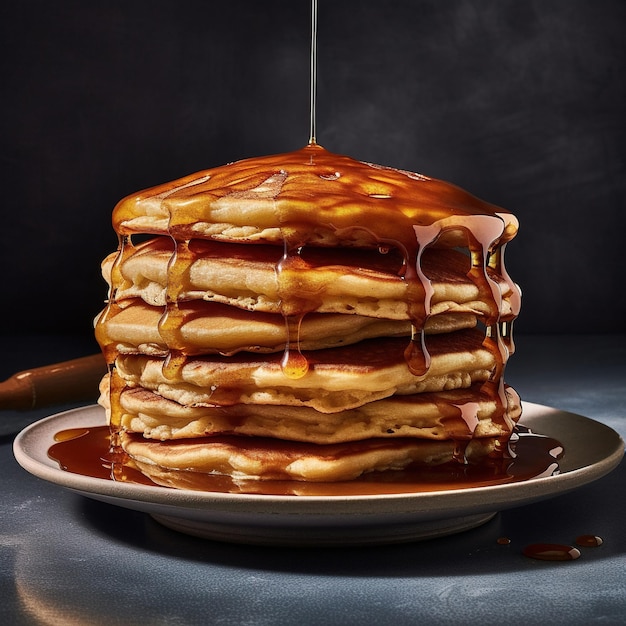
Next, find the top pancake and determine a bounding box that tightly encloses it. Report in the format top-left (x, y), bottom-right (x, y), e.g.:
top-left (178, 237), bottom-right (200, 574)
top-left (112, 144), bottom-right (518, 251)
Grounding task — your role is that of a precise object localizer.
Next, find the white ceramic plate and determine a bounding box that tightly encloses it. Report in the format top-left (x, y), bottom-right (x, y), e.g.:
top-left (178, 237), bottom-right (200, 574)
top-left (13, 402), bottom-right (624, 546)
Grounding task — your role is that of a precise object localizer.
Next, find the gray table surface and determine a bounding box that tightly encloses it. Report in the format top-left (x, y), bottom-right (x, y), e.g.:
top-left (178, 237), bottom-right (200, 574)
top-left (2, 334), bottom-right (625, 625)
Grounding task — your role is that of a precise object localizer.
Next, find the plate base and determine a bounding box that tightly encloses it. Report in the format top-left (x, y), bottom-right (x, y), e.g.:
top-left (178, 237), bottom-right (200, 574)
top-left (150, 511), bottom-right (498, 546)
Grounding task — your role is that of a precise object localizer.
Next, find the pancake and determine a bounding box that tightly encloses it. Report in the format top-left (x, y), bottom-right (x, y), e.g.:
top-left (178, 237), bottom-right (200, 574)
top-left (112, 145), bottom-right (519, 250)
top-left (97, 298), bottom-right (476, 357)
top-left (104, 383), bottom-right (521, 444)
top-left (120, 432), bottom-right (504, 482)
top-left (113, 328), bottom-right (497, 414)
top-left (102, 237), bottom-right (516, 320)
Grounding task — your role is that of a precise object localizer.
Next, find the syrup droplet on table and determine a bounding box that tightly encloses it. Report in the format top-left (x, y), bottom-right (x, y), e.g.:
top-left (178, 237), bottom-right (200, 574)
top-left (575, 534), bottom-right (604, 547)
top-left (497, 537), bottom-right (511, 545)
top-left (522, 543), bottom-right (581, 561)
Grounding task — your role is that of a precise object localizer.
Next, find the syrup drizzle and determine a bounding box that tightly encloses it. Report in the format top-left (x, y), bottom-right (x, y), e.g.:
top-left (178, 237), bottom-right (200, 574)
top-left (309, 0), bottom-right (318, 145)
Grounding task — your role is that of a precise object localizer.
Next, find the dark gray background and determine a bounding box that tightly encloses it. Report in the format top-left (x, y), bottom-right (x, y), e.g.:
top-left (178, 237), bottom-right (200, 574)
top-left (2, 0), bottom-right (624, 339)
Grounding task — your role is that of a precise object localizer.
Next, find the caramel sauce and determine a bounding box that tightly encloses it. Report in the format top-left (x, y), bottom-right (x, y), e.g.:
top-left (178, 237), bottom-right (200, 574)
top-left (48, 426), bottom-right (562, 496)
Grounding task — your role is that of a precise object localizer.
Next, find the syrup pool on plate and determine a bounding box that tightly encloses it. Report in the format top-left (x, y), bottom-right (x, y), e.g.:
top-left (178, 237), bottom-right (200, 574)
top-left (48, 425), bottom-right (564, 496)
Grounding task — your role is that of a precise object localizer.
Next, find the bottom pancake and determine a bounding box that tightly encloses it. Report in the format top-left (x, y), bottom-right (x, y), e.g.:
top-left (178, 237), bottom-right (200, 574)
top-left (119, 431), bottom-right (505, 482)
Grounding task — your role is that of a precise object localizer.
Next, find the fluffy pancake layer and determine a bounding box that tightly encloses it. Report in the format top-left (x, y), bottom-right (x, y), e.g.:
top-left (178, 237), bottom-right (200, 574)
top-left (98, 299), bottom-right (476, 357)
top-left (105, 383), bottom-right (520, 445)
top-left (120, 433), bottom-right (505, 482)
top-left (112, 329), bottom-right (497, 413)
top-left (102, 237), bottom-right (515, 320)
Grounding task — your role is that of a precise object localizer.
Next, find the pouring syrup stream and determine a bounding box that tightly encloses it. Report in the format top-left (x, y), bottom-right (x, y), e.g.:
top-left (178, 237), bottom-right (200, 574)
top-left (309, 0), bottom-right (318, 145)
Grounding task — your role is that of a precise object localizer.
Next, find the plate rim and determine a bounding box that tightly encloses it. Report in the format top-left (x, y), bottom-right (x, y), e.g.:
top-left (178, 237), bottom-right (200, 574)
top-left (12, 401), bottom-right (624, 522)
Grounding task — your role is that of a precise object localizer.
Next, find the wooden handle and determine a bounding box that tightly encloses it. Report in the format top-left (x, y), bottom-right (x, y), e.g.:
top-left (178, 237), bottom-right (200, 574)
top-left (0, 353), bottom-right (107, 411)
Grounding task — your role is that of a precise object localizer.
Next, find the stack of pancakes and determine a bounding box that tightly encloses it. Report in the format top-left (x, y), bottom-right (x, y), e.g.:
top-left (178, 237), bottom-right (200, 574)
top-left (95, 143), bottom-right (522, 486)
